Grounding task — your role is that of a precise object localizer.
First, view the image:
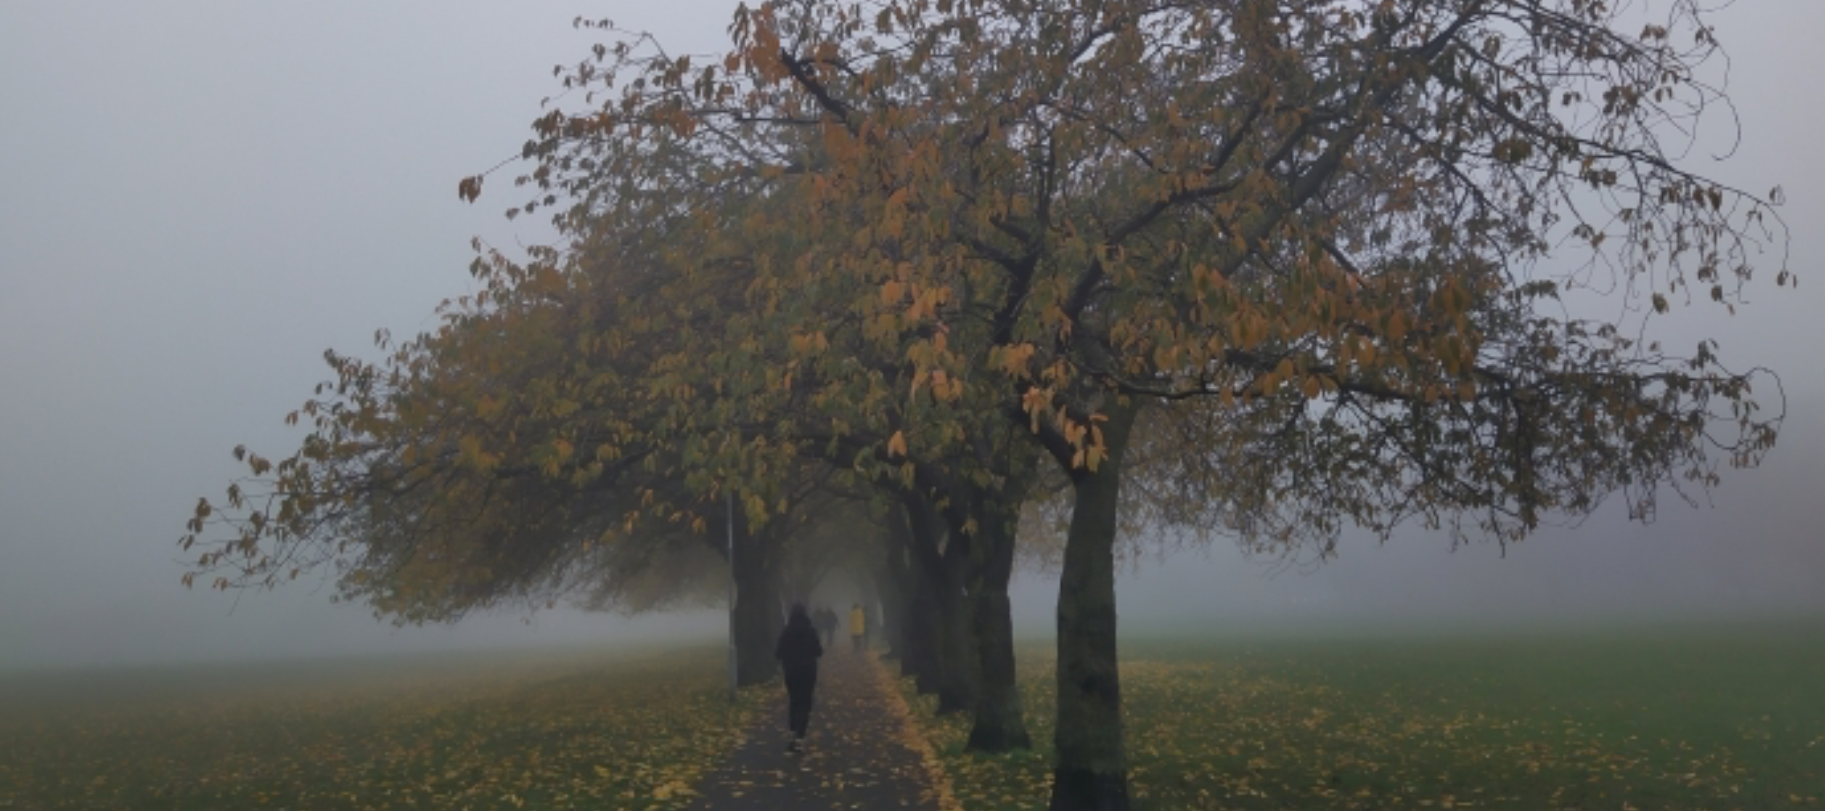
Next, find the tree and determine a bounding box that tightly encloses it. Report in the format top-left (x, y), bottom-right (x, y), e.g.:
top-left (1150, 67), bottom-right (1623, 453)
top-left (772, 489), bottom-right (879, 607)
top-left (489, 45), bottom-right (1052, 744)
top-left (177, 226), bottom-right (816, 682)
top-left (191, 128), bottom-right (1051, 745)
top-left (495, 1), bottom-right (1786, 808)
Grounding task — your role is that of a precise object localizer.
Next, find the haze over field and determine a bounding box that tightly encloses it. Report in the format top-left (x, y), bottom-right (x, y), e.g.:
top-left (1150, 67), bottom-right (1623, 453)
top-left (2, 0), bottom-right (1822, 672)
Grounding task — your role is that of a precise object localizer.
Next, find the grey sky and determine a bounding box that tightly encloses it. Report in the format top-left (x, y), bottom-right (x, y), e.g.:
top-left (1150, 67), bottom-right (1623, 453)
top-left (2, 0), bottom-right (1821, 670)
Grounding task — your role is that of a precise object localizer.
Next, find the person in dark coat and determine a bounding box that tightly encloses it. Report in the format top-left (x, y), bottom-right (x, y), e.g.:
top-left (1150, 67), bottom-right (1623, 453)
top-left (775, 603), bottom-right (824, 752)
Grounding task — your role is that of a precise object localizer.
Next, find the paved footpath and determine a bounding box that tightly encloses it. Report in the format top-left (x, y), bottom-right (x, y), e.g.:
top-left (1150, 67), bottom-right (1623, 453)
top-left (683, 646), bottom-right (956, 811)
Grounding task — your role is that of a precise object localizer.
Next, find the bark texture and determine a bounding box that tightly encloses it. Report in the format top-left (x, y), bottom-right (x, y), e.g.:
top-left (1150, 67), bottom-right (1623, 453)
top-left (934, 560), bottom-right (977, 715)
top-left (731, 517), bottom-right (781, 687)
top-left (1049, 401), bottom-right (1140, 811)
top-left (876, 554), bottom-right (909, 662)
top-left (904, 497), bottom-right (952, 695)
top-left (887, 505), bottom-right (941, 684)
top-left (966, 499), bottom-right (1030, 751)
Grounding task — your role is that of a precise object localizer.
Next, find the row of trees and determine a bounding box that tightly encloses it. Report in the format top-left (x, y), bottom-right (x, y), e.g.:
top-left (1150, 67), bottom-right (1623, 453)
top-left (183, 1), bottom-right (1787, 808)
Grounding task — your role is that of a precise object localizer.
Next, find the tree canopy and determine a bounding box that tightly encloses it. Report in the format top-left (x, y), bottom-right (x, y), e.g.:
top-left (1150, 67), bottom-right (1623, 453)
top-left (185, 1), bottom-right (1787, 808)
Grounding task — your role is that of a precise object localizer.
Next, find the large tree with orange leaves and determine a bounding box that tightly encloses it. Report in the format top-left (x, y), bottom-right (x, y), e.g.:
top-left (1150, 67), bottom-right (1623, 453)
top-left (184, 0), bottom-right (1789, 806)
top-left (480, 1), bottom-right (1786, 808)
top-left (181, 155), bottom-right (1042, 725)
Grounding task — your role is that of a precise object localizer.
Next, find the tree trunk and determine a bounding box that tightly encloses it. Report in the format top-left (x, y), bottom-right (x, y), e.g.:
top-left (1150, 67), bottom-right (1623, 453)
top-left (731, 515), bottom-right (780, 687)
top-left (907, 581), bottom-right (941, 688)
top-left (935, 543), bottom-right (977, 715)
top-left (966, 499), bottom-right (1030, 751)
top-left (1049, 400), bottom-right (1140, 811)
top-left (886, 505), bottom-right (938, 681)
top-left (901, 497), bottom-right (950, 694)
top-left (870, 562), bottom-right (904, 661)
top-left (911, 499), bottom-right (977, 715)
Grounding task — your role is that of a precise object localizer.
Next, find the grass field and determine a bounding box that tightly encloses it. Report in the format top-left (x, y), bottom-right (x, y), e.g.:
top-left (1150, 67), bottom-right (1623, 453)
top-left (7, 624), bottom-right (1819, 811)
top-left (0, 644), bottom-right (760, 811)
top-left (902, 621), bottom-right (1825, 811)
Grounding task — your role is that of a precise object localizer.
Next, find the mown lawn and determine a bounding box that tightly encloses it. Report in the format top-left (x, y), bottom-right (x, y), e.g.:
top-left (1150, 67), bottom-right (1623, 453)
top-left (901, 621), bottom-right (1825, 811)
top-left (0, 644), bottom-right (761, 811)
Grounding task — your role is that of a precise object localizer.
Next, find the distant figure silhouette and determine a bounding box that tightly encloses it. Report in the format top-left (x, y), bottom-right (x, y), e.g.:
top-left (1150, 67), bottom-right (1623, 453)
top-left (813, 605), bottom-right (838, 647)
top-left (775, 603), bottom-right (824, 752)
top-left (849, 603), bottom-right (867, 653)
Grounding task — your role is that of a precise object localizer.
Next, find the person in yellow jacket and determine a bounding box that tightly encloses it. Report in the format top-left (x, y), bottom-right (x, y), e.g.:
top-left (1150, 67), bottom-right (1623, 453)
top-left (848, 603), bottom-right (867, 653)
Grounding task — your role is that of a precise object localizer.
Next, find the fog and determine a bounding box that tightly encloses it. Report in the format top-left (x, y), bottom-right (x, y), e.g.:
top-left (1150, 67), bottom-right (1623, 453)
top-left (2, 0), bottom-right (1821, 672)
top-left (1093, 413), bottom-right (1825, 634)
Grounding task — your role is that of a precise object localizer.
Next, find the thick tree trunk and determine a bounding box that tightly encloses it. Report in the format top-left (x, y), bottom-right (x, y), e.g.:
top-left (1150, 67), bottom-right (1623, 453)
top-left (902, 498), bottom-right (951, 694)
top-left (871, 563), bottom-right (905, 661)
top-left (731, 516), bottom-right (780, 687)
top-left (1049, 401), bottom-right (1140, 811)
top-left (913, 501), bottom-right (977, 715)
top-left (934, 546), bottom-right (977, 715)
top-left (966, 500), bottom-right (1030, 751)
top-left (886, 505), bottom-right (939, 681)
top-left (907, 581), bottom-right (941, 688)
top-left (883, 565), bottom-right (905, 661)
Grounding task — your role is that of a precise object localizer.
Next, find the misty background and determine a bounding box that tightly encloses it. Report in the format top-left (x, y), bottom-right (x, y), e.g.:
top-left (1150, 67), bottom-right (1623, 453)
top-left (2, 0), bottom-right (1820, 672)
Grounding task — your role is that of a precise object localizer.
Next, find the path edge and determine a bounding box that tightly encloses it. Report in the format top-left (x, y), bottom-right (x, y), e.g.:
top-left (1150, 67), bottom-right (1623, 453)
top-left (867, 653), bottom-right (965, 811)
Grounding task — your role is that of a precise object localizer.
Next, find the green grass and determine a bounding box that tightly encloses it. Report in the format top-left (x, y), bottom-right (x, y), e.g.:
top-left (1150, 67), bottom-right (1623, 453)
top-left (0, 644), bottom-right (761, 811)
top-left (901, 620), bottom-right (1825, 811)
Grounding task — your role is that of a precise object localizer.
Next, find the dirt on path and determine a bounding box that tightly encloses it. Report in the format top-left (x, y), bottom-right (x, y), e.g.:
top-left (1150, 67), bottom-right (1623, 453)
top-left (682, 646), bottom-right (957, 811)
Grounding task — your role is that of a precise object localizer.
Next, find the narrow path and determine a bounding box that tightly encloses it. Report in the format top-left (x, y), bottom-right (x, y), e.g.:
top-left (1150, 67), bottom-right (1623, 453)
top-left (683, 646), bottom-right (956, 811)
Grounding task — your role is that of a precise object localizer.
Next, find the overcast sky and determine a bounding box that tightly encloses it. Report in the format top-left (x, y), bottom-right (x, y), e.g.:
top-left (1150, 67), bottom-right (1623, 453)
top-left (2, 0), bottom-right (1821, 671)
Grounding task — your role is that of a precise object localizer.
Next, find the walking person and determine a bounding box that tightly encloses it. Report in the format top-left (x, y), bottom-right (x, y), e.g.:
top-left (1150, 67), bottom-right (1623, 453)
top-left (775, 603), bottom-right (824, 753)
top-left (848, 602), bottom-right (867, 653)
